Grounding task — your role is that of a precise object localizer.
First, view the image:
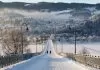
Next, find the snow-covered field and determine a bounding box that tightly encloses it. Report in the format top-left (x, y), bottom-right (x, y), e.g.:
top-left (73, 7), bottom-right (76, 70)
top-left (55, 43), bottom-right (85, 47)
top-left (27, 42), bottom-right (100, 56)
top-left (0, 42), bottom-right (100, 56)
top-left (55, 42), bottom-right (100, 55)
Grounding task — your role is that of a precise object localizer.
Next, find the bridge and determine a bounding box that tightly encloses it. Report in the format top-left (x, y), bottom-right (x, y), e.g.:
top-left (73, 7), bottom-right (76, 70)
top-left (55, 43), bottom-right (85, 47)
top-left (1, 35), bottom-right (97, 70)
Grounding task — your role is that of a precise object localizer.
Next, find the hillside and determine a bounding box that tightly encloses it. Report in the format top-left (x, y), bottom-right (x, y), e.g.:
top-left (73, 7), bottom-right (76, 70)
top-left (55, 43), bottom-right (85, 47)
top-left (0, 1), bottom-right (99, 11)
top-left (0, 2), bottom-right (100, 42)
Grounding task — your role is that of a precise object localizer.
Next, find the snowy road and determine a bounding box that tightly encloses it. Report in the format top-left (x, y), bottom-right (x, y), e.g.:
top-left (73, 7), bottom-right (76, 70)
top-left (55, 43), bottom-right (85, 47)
top-left (3, 36), bottom-right (93, 70)
top-left (8, 55), bottom-right (88, 70)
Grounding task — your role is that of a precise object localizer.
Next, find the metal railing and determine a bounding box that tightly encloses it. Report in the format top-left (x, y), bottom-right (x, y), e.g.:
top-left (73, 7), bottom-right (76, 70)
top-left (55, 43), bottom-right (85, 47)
top-left (60, 53), bottom-right (100, 69)
top-left (0, 53), bottom-right (40, 68)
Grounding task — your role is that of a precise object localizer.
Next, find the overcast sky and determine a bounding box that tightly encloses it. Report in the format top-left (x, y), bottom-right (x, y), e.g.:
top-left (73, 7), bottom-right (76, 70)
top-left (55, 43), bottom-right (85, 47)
top-left (0, 0), bottom-right (100, 4)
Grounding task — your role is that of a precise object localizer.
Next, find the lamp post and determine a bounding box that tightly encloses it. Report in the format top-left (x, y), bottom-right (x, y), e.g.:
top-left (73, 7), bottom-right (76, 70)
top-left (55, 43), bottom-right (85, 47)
top-left (20, 20), bottom-right (29, 54)
top-left (61, 38), bottom-right (63, 53)
top-left (42, 39), bottom-right (44, 51)
top-left (36, 38), bottom-right (38, 53)
top-left (74, 29), bottom-right (77, 54)
top-left (69, 25), bottom-right (77, 54)
top-left (21, 25), bottom-right (23, 54)
top-left (54, 22), bottom-right (57, 53)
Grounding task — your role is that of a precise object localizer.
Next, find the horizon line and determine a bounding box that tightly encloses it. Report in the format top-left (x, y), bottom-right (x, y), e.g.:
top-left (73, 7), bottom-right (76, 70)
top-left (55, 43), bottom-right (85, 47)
top-left (0, 1), bottom-right (100, 4)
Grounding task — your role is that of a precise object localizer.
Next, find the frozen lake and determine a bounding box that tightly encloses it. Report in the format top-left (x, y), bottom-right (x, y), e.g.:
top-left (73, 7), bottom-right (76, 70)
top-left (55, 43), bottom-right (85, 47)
top-left (0, 41), bottom-right (100, 56)
top-left (55, 42), bottom-right (100, 55)
top-left (27, 42), bottom-right (100, 56)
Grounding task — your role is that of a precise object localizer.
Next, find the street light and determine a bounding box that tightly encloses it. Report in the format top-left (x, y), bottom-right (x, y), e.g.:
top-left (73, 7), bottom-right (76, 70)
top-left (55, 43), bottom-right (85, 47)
top-left (53, 22), bottom-right (57, 53)
top-left (20, 20), bottom-right (29, 54)
top-left (69, 26), bottom-right (77, 54)
top-left (36, 37), bottom-right (39, 53)
top-left (74, 29), bottom-right (77, 54)
top-left (61, 38), bottom-right (63, 53)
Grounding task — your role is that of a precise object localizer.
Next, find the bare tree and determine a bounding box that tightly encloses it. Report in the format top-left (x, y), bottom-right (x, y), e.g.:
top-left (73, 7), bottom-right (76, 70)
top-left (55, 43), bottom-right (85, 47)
top-left (80, 47), bottom-right (90, 54)
top-left (1, 28), bottom-right (29, 55)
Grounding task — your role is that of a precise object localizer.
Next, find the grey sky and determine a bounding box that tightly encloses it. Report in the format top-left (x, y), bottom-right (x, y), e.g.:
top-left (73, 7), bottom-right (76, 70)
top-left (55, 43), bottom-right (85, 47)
top-left (0, 0), bottom-right (100, 4)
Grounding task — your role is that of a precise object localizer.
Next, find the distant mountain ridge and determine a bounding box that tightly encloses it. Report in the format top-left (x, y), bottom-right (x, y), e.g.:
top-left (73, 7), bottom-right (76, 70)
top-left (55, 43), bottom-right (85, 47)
top-left (0, 1), bottom-right (100, 11)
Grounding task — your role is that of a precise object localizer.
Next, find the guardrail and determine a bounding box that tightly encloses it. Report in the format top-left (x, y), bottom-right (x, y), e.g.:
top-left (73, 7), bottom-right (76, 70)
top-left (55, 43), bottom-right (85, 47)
top-left (0, 53), bottom-right (40, 68)
top-left (60, 53), bottom-right (100, 69)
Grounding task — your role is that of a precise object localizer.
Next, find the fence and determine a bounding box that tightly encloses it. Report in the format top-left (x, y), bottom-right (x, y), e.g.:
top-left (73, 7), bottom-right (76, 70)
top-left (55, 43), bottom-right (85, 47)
top-left (63, 53), bottom-right (100, 69)
top-left (0, 53), bottom-right (40, 68)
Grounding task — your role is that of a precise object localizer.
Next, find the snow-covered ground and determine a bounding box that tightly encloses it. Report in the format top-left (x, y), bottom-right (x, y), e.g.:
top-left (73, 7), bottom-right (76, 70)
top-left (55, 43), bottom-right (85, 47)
top-left (1, 55), bottom-right (89, 70)
top-left (1, 55), bottom-right (99, 70)
top-left (27, 42), bottom-right (100, 56)
top-left (55, 42), bottom-right (100, 56)
top-left (0, 42), bottom-right (100, 56)
top-left (1, 38), bottom-right (99, 70)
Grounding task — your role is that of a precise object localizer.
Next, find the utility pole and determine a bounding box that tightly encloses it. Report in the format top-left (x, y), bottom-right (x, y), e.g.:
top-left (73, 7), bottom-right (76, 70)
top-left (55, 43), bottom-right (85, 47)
top-left (74, 29), bottom-right (77, 54)
top-left (21, 25), bottom-right (23, 54)
top-left (68, 24), bottom-right (77, 54)
top-left (36, 38), bottom-right (38, 53)
top-left (42, 41), bottom-right (44, 51)
top-left (21, 21), bottom-right (29, 54)
top-left (61, 41), bottom-right (63, 53)
top-left (54, 22), bottom-right (57, 53)
top-left (41, 37), bottom-right (44, 52)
